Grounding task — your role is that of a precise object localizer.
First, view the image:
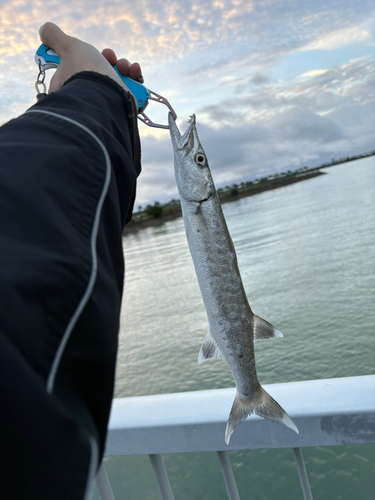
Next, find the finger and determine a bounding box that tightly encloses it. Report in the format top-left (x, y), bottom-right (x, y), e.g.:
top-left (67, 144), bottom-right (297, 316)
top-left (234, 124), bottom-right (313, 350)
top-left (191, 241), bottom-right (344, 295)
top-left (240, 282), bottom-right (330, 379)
top-left (101, 48), bottom-right (117, 66)
top-left (115, 58), bottom-right (131, 76)
top-left (39, 22), bottom-right (73, 56)
top-left (128, 62), bottom-right (143, 81)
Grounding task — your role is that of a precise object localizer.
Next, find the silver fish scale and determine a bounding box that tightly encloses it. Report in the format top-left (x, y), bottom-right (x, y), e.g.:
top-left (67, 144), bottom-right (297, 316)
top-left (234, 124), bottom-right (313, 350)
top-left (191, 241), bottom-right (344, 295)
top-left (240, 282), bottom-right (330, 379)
top-left (170, 113), bottom-right (298, 442)
top-left (180, 191), bottom-right (260, 399)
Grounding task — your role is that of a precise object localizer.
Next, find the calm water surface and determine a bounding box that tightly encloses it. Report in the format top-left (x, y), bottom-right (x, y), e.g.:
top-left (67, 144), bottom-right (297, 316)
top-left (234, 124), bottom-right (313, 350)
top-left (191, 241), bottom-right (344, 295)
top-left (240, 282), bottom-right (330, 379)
top-left (98, 157), bottom-right (375, 499)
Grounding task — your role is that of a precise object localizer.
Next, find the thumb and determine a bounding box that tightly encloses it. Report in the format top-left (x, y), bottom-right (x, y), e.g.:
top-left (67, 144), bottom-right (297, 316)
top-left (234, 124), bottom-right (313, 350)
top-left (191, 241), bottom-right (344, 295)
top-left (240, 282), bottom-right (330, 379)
top-left (39, 22), bottom-right (75, 56)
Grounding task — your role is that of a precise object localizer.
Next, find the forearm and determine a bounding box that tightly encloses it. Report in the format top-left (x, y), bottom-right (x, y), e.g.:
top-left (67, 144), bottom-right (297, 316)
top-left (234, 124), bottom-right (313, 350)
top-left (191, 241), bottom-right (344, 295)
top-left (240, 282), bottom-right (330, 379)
top-left (0, 72), bottom-right (141, 394)
top-left (26, 71), bottom-right (141, 226)
top-left (0, 24), bottom-right (143, 498)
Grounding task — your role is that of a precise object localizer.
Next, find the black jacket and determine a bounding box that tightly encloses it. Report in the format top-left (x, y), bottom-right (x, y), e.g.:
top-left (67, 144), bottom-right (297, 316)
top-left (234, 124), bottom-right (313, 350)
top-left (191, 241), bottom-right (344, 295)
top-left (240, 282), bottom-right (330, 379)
top-left (0, 72), bottom-right (141, 499)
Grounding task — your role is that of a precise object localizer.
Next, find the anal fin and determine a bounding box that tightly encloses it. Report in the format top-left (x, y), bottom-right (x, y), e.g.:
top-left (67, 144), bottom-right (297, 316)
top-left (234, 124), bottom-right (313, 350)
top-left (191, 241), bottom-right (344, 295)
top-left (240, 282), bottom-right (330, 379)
top-left (198, 329), bottom-right (223, 365)
top-left (253, 314), bottom-right (283, 341)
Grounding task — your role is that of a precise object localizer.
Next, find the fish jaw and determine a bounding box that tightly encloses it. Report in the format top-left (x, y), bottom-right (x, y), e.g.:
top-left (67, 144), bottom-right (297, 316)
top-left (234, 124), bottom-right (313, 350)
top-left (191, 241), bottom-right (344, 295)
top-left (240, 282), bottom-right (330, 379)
top-left (168, 112), bottom-right (194, 150)
top-left (169, 113), bottom-right (214, 203)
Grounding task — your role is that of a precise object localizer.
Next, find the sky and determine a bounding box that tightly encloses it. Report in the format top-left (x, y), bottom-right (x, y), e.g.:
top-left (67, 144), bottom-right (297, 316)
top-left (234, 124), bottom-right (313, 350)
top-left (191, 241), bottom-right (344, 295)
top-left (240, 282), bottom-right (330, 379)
top-left (0, 0), bottom-right (374, 206)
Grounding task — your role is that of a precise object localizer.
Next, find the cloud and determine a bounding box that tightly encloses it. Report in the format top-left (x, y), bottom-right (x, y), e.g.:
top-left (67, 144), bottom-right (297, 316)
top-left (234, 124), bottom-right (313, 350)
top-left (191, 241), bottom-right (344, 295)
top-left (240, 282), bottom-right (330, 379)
top-left (211, 56), bottom-right (375, 120)
top-left (250, 73), bottom-right (271, 85)
top-left (270, 107), bottom-right (345, 143)
top-left (0, 0), bottom-right (374, 204)
top-left (300, 69), bottom-right (328, 78)
top-left (301, 25), bottom-right (372, 51)
top-left (134, 53), bottom-right (375, 204)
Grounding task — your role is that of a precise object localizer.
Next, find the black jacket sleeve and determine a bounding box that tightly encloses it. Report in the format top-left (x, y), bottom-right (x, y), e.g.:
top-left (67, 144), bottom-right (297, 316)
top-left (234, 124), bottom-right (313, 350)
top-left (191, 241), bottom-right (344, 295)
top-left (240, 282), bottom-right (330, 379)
top-left (32, 71), bottom-right (141, 225)
top-left (0, 72), bottom-right (141, 499)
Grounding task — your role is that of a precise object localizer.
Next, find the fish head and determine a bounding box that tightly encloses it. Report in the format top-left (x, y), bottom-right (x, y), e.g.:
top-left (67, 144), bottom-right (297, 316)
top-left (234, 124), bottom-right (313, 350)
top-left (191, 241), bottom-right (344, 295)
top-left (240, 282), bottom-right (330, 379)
top-left (169, 113), bottom-right (214, 203)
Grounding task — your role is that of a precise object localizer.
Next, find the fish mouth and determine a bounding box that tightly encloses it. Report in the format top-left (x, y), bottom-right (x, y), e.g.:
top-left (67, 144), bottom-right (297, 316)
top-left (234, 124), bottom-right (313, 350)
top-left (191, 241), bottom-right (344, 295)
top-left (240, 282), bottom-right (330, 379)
top-left (199, 195), bottom-right (212, 204)
top-left (169, 113), bottom-right (196, 150)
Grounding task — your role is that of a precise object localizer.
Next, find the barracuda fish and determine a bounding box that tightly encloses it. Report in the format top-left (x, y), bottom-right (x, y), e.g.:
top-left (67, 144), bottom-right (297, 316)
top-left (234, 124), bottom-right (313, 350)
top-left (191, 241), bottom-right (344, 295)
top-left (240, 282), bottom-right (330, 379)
top-left (169, 113), bottom-right (298, 444)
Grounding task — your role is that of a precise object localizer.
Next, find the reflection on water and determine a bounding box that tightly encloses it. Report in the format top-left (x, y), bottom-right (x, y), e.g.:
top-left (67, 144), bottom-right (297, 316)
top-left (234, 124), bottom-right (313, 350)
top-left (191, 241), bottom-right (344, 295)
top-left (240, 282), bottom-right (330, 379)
top-left (117, 158), bottom-right (375, 399)
top-left (101, 157), bottom-right (375, 500)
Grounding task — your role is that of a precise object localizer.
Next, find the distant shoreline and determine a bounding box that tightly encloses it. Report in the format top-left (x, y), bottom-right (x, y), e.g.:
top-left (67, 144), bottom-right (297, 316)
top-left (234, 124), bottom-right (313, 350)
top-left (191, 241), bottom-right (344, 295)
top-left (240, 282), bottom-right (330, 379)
top-left (123, 150), bottom-right (375, 236)
top-left (123, 170), bottom-right (325, 235)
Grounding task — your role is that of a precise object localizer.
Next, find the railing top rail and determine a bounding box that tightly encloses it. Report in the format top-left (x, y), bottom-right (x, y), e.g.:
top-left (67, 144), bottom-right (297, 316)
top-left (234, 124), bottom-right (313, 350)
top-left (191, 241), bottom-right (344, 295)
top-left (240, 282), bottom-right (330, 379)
top-left (105, 375), bottom-right (375, 456)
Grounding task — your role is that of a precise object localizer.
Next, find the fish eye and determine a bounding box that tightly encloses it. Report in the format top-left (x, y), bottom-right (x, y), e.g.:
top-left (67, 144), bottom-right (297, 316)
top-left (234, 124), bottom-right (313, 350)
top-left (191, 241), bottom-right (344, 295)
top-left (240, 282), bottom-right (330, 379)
top-left (195, 153), bottom-right (206, 166)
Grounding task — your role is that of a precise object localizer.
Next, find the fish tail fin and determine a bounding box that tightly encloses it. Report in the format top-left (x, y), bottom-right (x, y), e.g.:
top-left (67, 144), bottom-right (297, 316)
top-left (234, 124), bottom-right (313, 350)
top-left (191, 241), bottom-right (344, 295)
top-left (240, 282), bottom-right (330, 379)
top-left (225, 386), bottom-right (299, 444)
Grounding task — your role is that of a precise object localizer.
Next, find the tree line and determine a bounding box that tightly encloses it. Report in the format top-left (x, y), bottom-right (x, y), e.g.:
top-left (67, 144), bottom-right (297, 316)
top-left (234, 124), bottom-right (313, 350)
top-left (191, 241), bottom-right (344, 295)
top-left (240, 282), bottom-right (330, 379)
top-left (130, 150), bottom-right (375, 222)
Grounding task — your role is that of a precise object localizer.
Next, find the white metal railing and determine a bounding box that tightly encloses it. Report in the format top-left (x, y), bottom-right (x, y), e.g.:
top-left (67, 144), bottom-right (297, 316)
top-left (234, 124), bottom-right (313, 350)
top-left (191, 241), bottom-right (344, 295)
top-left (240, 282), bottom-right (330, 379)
top-left (95, 375), bottom-right (375, 500)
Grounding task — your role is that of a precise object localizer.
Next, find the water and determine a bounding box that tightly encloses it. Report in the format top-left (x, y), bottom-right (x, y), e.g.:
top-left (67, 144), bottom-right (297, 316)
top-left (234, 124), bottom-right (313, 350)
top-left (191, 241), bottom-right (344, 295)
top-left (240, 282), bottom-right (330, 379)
top-left (98, 157), bottom-right (375, 499)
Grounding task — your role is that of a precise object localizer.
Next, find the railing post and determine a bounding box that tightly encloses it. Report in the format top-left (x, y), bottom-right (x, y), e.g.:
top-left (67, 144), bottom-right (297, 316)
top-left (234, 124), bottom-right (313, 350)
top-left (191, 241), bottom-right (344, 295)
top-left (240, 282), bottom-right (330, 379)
top-left (149, 454), bottom-right (175, 500)
top-left (293, 448), bottom-right (313, 500)
top-left (96, 462), bottom-right (116, 500)
top-left (217, 451), bottom-right (241, 500)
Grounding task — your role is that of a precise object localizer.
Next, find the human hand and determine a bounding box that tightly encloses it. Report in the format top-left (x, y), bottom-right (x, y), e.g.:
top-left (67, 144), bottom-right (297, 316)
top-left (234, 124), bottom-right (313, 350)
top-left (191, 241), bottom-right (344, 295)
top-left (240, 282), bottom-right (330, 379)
top-left (101, 48), bottom-right (143, 83)
top-left (39, 22), bottom-right (142, 103)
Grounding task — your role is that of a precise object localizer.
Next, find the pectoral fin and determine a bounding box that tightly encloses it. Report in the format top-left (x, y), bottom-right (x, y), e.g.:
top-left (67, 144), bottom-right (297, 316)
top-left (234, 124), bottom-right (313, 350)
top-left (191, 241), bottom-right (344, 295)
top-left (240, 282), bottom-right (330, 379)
top-left (198, 329), bottom-right (223, 364)
top-left (253, 314), bottom-right (283, 341)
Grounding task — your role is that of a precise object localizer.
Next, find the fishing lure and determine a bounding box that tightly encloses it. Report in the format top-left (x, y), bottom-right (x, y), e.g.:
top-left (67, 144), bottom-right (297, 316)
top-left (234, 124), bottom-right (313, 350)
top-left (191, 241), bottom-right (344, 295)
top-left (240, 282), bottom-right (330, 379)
top-left (35, 44), bottom-right (177, 129)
